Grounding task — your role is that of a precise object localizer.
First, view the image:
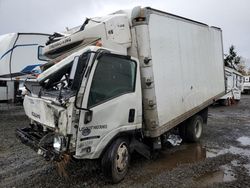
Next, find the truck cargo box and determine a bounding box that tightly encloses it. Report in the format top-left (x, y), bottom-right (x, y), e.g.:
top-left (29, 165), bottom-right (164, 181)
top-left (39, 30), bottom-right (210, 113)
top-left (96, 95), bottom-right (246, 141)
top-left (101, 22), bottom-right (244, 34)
top-left (133, 8), bottom-right (225, 137)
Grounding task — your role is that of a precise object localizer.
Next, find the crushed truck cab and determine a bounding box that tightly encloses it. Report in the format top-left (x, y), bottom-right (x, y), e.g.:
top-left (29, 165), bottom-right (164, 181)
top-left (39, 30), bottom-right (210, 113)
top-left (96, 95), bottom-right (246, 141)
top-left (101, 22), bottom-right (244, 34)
top-left (16, 6), bottom-right (225, 183)
top-left (18, 46), bottom-right (142, 161)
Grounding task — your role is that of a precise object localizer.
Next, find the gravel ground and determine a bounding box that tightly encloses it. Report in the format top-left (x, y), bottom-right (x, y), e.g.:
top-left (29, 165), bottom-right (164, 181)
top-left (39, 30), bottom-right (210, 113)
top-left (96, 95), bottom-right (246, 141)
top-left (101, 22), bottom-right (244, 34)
top-left (0, 95), bottom-right (250, 187)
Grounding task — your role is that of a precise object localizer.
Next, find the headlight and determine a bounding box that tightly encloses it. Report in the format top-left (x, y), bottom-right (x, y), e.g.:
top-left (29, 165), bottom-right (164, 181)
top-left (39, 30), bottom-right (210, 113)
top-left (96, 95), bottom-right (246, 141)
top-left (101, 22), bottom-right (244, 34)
top-left (53, 135), bottom-right (66, 152)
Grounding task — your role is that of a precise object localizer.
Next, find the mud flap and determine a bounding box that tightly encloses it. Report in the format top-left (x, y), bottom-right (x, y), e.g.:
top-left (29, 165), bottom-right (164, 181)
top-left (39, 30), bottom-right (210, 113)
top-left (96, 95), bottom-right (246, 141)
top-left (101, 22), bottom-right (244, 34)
top-left (129, 138), bottom-right (151, 159)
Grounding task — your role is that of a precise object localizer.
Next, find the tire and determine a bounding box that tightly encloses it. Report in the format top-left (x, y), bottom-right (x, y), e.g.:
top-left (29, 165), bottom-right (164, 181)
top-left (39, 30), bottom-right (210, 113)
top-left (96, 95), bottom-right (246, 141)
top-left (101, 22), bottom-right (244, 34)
top-left (101, 138), bottom-right (130, 183)
top-left (186, 115), bottom-right (203, 142)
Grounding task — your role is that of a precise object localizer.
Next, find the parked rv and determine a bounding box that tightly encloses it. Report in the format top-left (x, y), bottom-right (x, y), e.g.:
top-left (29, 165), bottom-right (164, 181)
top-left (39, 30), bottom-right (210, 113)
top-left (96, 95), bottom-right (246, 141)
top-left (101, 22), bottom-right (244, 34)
top-left (243, 76), bottom-right (250, 93)
top-left (219, 66), bottom-right (243, 105)
top-left (16, 7), bottom-right (225, 183)
top-left (0, 80), bottom-right (14, 101)
top-left (0, 33), bottom-right (50, 102)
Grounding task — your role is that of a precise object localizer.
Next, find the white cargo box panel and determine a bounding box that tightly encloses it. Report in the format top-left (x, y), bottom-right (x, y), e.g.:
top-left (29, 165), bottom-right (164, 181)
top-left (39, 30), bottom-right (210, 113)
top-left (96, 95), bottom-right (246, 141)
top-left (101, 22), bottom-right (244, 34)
top-left (0, 81), bottom-right (14, 101)
top-left (133, 8), bottom-right (225, 137)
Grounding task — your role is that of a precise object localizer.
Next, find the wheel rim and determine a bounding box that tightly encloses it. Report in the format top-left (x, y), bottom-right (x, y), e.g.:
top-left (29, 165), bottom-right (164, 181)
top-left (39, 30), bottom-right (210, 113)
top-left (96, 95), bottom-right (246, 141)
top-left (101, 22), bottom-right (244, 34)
top-left (195, 120), bottom-right (202, 138)
top-left (116, 142), bottom-right (128, 172)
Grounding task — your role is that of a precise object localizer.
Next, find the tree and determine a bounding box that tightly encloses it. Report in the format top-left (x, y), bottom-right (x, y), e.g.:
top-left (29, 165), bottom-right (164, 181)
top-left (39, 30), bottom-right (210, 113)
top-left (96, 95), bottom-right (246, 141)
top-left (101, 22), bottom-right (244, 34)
top-left (237, 62), bottom-right (247, 75)
top-left (248, 67), bottom-right (250, 76)
top-left (224, 45), bottom-right (241, 68)
top-left (224, 45), bottom-right (248, 75)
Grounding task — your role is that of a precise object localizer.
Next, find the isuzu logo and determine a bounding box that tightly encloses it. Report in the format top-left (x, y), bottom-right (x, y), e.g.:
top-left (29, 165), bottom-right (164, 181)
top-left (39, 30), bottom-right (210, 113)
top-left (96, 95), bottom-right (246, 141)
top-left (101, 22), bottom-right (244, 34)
top-left (31, 112), bottom-right (40, 119)
top-left (81, 128), bottom-right (91, 136)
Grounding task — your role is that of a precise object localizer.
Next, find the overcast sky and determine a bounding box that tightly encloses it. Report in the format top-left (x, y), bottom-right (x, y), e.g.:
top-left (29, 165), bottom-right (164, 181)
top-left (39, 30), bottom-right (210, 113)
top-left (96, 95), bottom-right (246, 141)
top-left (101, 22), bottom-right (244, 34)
top-left (0, 0), bottom-right (249, 59)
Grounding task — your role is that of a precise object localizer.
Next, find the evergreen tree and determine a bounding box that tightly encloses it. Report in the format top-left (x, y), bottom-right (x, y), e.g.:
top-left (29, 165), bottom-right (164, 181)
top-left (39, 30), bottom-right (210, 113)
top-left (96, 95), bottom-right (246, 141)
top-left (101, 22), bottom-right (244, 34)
top-left (224, 45), bottom-right (241, 67)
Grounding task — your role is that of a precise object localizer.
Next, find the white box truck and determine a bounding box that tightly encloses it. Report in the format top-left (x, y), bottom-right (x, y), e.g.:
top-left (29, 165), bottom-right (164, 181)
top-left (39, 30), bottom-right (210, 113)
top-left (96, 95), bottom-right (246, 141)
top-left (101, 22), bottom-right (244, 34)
top-left (16, 7), bottom-right (225, 183)
top-left (0, 33), bottom-right (50, 102)
top-left (219, 66), bottom-right (243, 105)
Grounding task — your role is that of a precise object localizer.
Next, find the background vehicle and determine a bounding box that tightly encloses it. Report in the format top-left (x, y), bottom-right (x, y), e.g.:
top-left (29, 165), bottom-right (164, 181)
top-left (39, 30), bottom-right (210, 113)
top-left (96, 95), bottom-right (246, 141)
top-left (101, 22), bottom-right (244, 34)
top-left (243, 76), bottom-right (250, 94)
top-left (16, 7), bottom-right (225, 183)
top-left (0, 33), bottom-right (50, 102)
top-left (219, 66), bottom-right (243, 105)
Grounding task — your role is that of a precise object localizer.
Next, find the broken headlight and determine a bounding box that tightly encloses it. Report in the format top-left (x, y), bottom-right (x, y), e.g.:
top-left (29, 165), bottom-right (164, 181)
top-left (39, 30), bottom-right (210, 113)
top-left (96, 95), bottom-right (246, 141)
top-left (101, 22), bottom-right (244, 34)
top-left (53, 135), bottom-right (66, 152)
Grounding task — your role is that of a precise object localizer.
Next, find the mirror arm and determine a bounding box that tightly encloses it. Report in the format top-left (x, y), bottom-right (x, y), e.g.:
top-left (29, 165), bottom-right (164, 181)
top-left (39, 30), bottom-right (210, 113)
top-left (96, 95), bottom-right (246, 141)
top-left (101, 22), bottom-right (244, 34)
top-left (74, 90), bottom-right (92, 113)
top-left (74, 94), bottom-right (93, 124)
top-left (74, 98), bottom-right (92, 113)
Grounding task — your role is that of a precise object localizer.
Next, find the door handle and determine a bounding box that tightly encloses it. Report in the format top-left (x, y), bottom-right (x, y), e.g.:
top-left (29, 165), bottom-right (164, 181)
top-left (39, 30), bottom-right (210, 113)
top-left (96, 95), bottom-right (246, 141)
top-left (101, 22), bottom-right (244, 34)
top-left (128, 109), bottom-right (135, 123)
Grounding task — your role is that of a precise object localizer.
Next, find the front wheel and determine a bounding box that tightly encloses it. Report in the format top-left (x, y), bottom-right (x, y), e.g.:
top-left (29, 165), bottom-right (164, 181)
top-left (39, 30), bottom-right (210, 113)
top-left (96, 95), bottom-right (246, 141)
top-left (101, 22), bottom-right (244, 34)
top-left (101, 138), bottom-right (130, 183)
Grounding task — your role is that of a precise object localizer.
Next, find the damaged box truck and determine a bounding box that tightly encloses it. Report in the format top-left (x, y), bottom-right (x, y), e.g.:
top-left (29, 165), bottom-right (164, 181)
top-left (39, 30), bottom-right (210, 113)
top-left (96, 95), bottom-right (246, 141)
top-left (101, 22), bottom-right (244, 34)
top-left (16, 7), bottom-right (225, 183)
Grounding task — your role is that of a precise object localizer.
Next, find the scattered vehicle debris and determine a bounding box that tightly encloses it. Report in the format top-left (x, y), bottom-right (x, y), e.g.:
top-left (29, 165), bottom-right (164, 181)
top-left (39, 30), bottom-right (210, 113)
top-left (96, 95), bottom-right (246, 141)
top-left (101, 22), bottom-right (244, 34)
top-left (166, 134), bottom-right (182, 146)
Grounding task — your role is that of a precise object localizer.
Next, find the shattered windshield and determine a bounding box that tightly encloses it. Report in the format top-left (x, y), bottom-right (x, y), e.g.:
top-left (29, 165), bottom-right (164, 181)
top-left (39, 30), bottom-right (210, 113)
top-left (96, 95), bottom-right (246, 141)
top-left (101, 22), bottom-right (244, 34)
top-left (39, 52), bottom-right (90, 97)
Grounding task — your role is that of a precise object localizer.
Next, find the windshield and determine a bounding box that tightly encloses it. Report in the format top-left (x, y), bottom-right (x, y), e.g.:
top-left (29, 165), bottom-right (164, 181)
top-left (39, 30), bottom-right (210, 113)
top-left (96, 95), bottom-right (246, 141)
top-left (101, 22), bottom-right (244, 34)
top-left (37, 52), bottom-right (90, 98)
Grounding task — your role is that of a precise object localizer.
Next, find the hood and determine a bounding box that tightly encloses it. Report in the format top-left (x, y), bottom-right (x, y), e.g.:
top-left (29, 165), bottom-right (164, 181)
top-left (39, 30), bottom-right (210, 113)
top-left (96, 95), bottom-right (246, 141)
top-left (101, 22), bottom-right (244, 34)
top-left (23, 95), bottom-right (67, 129)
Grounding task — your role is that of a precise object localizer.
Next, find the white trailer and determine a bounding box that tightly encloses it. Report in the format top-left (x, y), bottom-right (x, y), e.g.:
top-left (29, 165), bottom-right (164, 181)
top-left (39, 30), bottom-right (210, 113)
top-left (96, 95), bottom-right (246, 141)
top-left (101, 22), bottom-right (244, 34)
top-left (243, 76), bottom-right (250, 93)
top-left (0, 33), bottom-right (50, 101)
top-left (17, 7), bottom-right (225, 183)
top-left (0, 80), bottom-right (14, 101)
top-left (219, 66), bottom-right (243, 105)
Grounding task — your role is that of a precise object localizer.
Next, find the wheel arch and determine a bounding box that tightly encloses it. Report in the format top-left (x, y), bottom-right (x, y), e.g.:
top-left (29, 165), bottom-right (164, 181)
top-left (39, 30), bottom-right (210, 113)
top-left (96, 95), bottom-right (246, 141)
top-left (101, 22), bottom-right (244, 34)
top-left (98, 130), bottom-right (136, 160)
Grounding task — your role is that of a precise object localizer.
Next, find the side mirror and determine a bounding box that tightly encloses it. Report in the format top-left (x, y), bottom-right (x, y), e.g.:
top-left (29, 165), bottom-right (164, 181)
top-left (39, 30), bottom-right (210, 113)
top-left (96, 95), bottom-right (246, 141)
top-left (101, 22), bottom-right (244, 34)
top-left (84, 110), bottom-right (93, 124)
top-left (38, 46), bottom-right (49, 61)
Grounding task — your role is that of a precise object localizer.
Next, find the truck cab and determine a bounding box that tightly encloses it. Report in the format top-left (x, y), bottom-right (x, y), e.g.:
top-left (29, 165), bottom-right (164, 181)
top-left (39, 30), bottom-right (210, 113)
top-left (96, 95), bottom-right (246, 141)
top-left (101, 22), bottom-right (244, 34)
top-left (18, 45), bottom-right (142, 182)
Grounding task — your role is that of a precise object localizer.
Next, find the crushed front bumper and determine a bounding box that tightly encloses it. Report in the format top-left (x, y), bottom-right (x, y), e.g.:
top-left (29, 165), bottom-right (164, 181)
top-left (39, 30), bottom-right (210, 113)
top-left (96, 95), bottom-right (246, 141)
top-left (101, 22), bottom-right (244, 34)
top-left (16, 126), bottom-right (63, 161)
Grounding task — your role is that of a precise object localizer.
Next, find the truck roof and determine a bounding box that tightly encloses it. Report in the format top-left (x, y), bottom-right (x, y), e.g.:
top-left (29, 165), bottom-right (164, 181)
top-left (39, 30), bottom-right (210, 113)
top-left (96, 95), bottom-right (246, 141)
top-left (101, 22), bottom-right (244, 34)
top-left (145, 7), bottom-right (209, 27)
top-left (42, 6), bottom-right (222, 62)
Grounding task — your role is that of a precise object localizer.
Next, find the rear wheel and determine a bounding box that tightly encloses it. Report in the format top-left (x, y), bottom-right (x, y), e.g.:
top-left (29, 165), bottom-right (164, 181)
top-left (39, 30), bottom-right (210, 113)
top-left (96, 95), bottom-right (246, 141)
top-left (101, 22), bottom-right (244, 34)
top-left (101, 138), bottom-right (130, 183)
top-left (186, 115), bottom-right (203, 142)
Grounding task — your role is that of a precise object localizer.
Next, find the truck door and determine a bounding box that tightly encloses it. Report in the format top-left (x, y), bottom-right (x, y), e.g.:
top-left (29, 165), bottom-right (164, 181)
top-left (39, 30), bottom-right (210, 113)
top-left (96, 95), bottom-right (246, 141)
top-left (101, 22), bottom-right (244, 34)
top-left (75, 53), bottom-right (142, 158)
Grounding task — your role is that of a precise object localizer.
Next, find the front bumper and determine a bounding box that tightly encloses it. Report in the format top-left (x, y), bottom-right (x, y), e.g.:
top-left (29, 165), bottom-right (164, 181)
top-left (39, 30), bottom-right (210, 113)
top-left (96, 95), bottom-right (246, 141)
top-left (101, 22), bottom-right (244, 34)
top-left (16, 126), bottom-right (64, 161)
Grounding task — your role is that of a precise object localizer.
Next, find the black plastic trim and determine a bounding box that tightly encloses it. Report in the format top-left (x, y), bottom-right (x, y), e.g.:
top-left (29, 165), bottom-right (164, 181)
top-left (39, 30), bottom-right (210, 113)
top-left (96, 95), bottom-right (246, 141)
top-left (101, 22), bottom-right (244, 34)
top-left (80, 135), bottom-right (100, 141)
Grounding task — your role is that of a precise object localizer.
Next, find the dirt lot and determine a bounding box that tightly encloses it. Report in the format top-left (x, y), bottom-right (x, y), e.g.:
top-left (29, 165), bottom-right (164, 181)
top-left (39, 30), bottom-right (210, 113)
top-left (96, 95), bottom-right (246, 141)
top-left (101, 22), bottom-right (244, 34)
top-left (1, 95), bottom-right (250, 188)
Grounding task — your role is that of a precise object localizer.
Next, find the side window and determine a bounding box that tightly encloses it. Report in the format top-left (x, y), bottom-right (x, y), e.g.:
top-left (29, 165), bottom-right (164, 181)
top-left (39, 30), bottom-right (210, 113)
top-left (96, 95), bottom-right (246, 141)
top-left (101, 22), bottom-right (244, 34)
top-left (88, 55), bottom-right (136, 108)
